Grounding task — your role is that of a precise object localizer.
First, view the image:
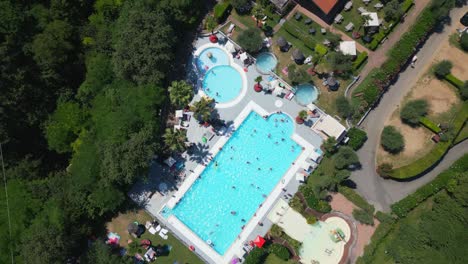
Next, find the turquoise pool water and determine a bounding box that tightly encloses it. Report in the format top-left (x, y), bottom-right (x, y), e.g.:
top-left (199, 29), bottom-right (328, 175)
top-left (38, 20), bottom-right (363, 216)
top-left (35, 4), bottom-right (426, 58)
top-left (203, 65), bottom-right (242, 103)
top-left (256, 53), bottom-right (278, 73)
top-left (163, 112), bottom-right (301, 254)
top-left (295, 83), bottom-right (319, 106)
top-left (196, 47), bottom-right (230, 72)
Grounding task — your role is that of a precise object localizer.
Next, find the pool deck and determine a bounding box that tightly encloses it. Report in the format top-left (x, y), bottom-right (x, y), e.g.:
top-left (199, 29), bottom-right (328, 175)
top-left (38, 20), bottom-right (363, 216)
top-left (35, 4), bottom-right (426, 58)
top-left (128, 33), bottom-right (345, 264)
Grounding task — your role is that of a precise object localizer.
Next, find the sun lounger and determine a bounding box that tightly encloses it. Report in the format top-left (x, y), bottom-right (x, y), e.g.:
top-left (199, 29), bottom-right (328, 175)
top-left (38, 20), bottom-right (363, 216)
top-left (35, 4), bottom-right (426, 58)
top-left (285, 92), bottom-right (295, 100)
top-left (227, 23), bottom-right (235, 33)
top-left (159, 228), bottom-right (169, 240)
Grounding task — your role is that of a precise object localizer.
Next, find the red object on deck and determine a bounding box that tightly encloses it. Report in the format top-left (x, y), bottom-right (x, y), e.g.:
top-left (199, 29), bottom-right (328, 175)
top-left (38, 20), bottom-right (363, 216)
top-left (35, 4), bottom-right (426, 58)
top-left (209, 34), bottom-right (218, 43)
top-left (189, 245), bottom-right (195, 251)
top-left (253, 236), bottom-right (265, 248)
top-left (254, 84), bottom-right (263, 92)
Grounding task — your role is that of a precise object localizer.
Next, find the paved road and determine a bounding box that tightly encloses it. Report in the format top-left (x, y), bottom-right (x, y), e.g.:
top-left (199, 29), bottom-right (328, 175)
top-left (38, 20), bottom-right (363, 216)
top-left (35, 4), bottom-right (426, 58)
top-left (350, 6), bottom-right (468, 212)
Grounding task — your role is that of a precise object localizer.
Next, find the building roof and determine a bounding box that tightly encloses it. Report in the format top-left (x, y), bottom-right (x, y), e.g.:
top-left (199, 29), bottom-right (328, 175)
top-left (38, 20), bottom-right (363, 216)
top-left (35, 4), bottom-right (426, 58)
top-left (312, 0), bottom-right (339, 14)
top-left (362, 12), bottom-right (380, 27)
top-left (339, 41), bottom-right (357, 56)
top-left (312, 114), bottom-right (346, 140)
top-left (270, 0), bottom-right (290, 9)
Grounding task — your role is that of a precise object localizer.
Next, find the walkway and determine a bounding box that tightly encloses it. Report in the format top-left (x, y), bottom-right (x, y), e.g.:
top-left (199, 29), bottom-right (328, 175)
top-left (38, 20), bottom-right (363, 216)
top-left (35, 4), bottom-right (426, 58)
top-left (348, 0), bottom-right (431, 95)
top-left (349, 6), bottom-right (468, 212)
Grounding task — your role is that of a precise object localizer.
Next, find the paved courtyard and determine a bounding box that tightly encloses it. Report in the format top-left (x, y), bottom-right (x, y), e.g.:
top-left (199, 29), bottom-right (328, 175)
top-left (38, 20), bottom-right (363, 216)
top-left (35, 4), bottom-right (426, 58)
top-left (128, 33), bottom-right (345, 263)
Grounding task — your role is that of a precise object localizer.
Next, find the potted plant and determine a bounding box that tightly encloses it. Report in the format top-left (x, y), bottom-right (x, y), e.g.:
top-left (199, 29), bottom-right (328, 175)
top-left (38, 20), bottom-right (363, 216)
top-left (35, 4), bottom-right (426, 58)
top-left (296, 110), bottom-right (308, 124)
top-left (254, 76), bottom-right (263, 92)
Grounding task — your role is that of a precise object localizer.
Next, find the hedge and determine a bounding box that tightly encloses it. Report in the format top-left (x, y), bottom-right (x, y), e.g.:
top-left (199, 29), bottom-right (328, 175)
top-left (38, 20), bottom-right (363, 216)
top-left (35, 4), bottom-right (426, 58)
top-left (445, 73), bottom-right (464, 88)
top-left (268, 244), bottom-right (291, 261)
top-left (353, 208), bottom-right (374, 225)
top-left (374, 211), bottom-right (395, 224)
top-left (214, 1), bottom-right (232, 22)
top-left (419, 116), bottom-right (441, 133)
top-left (401, 0), bottom-right (415, 13)
top-left (353, 52), bottom-right (368, 70)
top-left (390, 102), bottom-right (468, 179)
top-left (339, 186), bottom-right (375, 213)
top-left (282, 20), bottom-right (301, 38)
top-left (391, 154), bottom-right (468, 218)
top-left (353, 1), bottom-right (454, 120)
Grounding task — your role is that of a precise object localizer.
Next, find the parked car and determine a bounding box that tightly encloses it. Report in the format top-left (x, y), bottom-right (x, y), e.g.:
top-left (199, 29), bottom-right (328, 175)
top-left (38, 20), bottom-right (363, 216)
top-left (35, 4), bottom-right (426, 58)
top-left (460, 12), bottom-right (468, 27)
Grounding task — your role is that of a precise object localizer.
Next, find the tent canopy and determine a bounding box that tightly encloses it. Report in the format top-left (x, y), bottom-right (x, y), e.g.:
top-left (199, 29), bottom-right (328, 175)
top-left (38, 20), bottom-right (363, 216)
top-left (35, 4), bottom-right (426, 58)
top-left (253, 235), bottom-right (266, 248)
top-left (127, 223), bottom-right (138, 234)
top-left (277, 37), bottom-right (287, 47)
top-left (292, 49), bottom-right (305, 60)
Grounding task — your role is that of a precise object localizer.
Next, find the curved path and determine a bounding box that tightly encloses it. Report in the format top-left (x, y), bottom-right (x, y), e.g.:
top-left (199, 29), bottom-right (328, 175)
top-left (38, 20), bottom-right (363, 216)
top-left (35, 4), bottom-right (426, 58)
top-left (349, 7), bottom-right (468, 212)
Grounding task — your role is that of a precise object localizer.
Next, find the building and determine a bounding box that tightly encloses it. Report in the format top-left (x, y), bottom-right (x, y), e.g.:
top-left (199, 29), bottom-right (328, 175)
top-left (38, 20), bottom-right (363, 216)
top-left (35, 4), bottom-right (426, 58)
top-left (362, 12), bottom-right (380, 33)
top-left (294, 0), bottom-right (347, 24)
top-left (270, 0), bottom-right (292, 14)
top-left (311, 114), bottom-right (347, 142)
top-left (339, 41), bottom-right (357, 56)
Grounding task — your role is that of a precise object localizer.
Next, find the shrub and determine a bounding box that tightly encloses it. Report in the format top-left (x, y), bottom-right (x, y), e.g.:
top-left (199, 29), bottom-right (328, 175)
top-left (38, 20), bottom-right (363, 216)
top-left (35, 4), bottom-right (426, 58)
top-left (353, 208), bottom-right (374, 225)
top-left (461, 81), bottom-right (468, 100)
top-left (269, 224), bottom-right (283, 237)
top-left (322, 136), bottom-right (337, 156)
top-left (213, 1), bottom-right (232, 22)
top-left (316, 200), bottom-right (332, 213)
top-left (375, 211), bottom-right (395, 223)
top-left (353, 52), bottom-right (368, 70)
top-left (334, 146), bottom-right (359, 169)
top-left (419, 117), bottom-right (441, 133)
top-left (400, 99), bottom-right (428, 126)
top-left (306, 215), bottom-right (317, 225)
top-left (460, 32), bottom-right (468, 51)
top-left (445, 73), bottom-right (464, 88)
top-left (434, 60), bottom-right (453, 78)
top-left (381, 126), bottom-right (404, 153)
top-left (401, 0), bottom-right (414, 12)
top-left (237, 28), bottom-right (263, 53)
top-left (377, 163), bottom-right (394, 178)
top-left (289, 195), bottom-right (303, 213)
top-left (268, 244), bottom-right (290, 261)
top-left (231, 0), bottom-right (251, 13)
top-left (315, 44), bottom-right (328, 56)
top-left (339, 186), bottom-right (375, 213)
top-left (245, 247), bottom-right (267, 264)
top-left (391, 154), bottom-right (468, 217)
top-left (335, 96), bottom-right (353, 118)
top-left (347, 127), bottom-right (367, 150)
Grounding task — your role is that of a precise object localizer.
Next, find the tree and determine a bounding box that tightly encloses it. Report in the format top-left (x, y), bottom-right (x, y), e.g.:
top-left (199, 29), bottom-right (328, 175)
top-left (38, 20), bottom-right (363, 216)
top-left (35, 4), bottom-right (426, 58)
top-left (163, 128), bottom-right (188, 153)
top-left (82, 240), bottom-right (132, 264)
top-left (400, 99), bottom-right (428, 126)
top-left (245, 247), bottom-right (267, 264)
top-left (191, 97), bottom-right (215, 123)
top-left (334, 146), bottom-right (360, 169)
top-left (383, 0), bottom-right (404, 22)
top-left (159, 0), bottom-right (203, 28)
top-left (347, 127), bottom-right (367, 150)
top-left (358, 14), bottom-right (372, 31)
top-left (237, 28), bottom-right (263, 53)
top-left (335, 96), bottom-right (353, 118)
top-left (252, 4), bottom-right (264, 27)
top-left (327, 34), bottom-right (342, 49)
top-left (268, 244), bottom-right (290, 261)
top-left (231, 0), bottom-right (251, 14)
top-left (322, 137), bottom-right (337, 156)
top-left (461, 81), bottom-right (468, 100)
top-left (113, 0), bottom-right (175, 85)
top-left (168, 80), bottom-right (194, 108)
top-left (205, 15), bottom-right (217, 34)
top-left (381, 126), bottom-right (405, 153)
top-left (460, 33), bottom-right (468, 51)
top-left (434, 60), bottom-right (453, 78)
top-left (45, 100), bottom-right (86, 153)
top-left (328, 51), bottom-right (353, 74)
top-left (288, 64), bottom-right (310, 84)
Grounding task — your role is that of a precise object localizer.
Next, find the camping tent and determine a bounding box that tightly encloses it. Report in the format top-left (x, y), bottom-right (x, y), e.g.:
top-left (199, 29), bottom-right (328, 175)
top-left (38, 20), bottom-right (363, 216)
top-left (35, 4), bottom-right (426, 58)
top-left (292, 49), bottom-right (305, 64)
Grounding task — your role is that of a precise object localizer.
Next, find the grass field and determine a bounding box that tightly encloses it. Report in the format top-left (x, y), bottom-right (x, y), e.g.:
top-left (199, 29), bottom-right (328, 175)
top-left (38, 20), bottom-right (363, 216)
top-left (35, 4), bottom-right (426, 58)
top-left (106, 210), bottom-right (203, 264)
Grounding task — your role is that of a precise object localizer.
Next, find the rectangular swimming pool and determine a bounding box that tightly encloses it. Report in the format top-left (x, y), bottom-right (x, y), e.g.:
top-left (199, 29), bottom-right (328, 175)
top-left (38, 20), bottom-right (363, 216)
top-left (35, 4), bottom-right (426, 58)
top-left (163, 111), bottom-right (302, 254)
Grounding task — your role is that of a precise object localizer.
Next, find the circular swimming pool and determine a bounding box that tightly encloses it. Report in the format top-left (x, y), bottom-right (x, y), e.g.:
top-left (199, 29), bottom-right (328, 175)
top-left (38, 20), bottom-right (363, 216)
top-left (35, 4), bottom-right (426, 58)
top-left (294, 83), bottom-right (319, 106)
top-left (196, 47), bottom-right (230, 72)
top-left (203, 65), bottom-right (242, 103)
top-left (256, 52), bottom-right (278, 73)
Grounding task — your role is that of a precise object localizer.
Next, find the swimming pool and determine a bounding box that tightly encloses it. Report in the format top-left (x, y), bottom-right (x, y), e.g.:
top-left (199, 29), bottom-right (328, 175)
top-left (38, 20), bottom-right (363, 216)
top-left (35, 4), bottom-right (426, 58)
top-left (256, 53), bottom-right (278, 73)
top-left (163, 112), bottom-right (301, 254)
top-left (203, 65), bottom-right (242, 103)
top-left (196, 47), bottom-right (230, 72)
top-left (294, 83), bottom-right (319, 106)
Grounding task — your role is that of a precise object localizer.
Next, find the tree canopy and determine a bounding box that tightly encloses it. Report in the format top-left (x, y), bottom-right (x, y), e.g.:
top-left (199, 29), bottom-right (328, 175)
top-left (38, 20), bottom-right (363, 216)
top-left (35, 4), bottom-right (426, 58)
top-left (400, 99), bottom-right (428, 126)
top-left (381, 126), bottom-right (405, 153)
top-left (237, 28), bottom-right (263, 53)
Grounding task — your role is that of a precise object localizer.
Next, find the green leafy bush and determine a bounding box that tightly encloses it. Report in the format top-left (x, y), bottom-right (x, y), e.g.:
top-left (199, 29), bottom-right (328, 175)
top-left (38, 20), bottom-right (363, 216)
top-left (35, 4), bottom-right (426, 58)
top-left (419, 117), bottom-right (441, 133)
top-left (445, 73), bottom-right (464, 88)
top-left (353, 209), bottom-right (374, 225)
top-left (353, 52), bottom-right (368, 70)
top-left (390, 102), bottom-right (468, 179)
top-left (401, 0), bottom-right (415, 12)
top-left (245, 247), bottom-right (267, 264)
top-left (339, 186), bottom-right (375, 213)
top-left (269, 224), bottom-right (283, 237)
top-left (213, 1), bottom-right (232, 22)
top-left (375, 211), bottom-right (395, 223)
top-left (315, 44), bottom-right (328, 56)
top-left (381, 126), bottom-right (405, 153)
top-left (434, 60), bottom-right (453, 79)
top-left (461, 81), bottom-right (468, 100)
top-left (347, 127), bottom-right (367, 150)
top-left (268, 244), bottom-right (290, 261)
top-left (334, 146), bottom-right (359, 169)
top-left (335, 96), bottom-right (353, 118)
top-left (237, 28), bottom-right (263, 52)
top-left (306, 215), bottom-right (317, 225)
top-left (391, 154), bottom-right (468, 217)
top-left (317, 200), bottom-right (332, 213)
top-left (400, 99), bottom-right (428, 126)
top-left (460, 32), bottom-right (468, 51)
top-left (377, 163), bottom-right (394, 178)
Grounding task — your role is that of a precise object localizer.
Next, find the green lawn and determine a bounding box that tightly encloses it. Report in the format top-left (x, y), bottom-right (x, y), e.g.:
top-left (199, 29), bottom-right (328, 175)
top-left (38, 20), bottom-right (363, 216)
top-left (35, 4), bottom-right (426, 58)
top-left (289, 12), bottom-right (340, 44)
top-left (106, 210), bottom-right (203, 264)
top-left (454, 122), bottom-right (468, 144)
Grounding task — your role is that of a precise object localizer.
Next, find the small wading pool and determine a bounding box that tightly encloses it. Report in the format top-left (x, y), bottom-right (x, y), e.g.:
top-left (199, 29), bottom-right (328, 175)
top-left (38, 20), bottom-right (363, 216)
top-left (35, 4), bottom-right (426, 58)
top-left (162, 112), bottom-right (301, 254)
top-left (256, 53), bottom-right (278, 73)
top-left (196, 47), bottom-right (230, 71)
top-left (202, 65), bottom-right (242, 103)
top-left (294, 83), bottom-right (319, 106)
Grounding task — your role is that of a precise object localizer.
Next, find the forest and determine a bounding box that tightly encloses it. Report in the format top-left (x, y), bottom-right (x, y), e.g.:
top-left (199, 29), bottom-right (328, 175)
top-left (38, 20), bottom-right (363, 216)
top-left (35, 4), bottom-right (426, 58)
top-left (0, 0), bottom-right (205, 263)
